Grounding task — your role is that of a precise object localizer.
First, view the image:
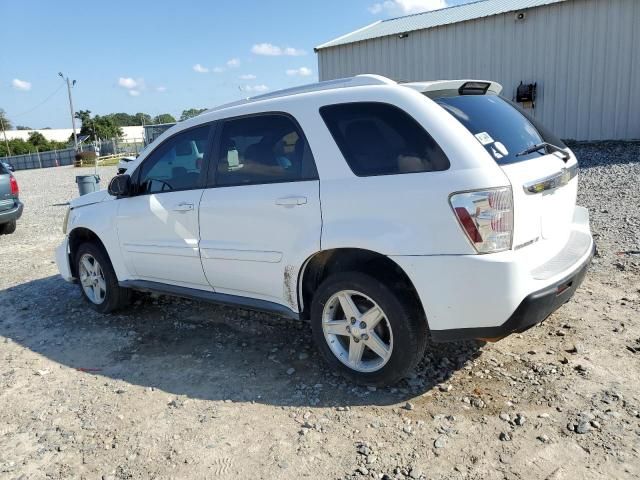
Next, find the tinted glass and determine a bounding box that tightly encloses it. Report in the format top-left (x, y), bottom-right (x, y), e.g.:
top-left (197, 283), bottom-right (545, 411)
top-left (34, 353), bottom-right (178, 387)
top-left (215, 114), bottom-right (317, 186)
top-left (432, 94), bottom-right (562, 165)
top-left (0, 163), bottom-right (7, 175)
top-left (320, 102), bottom-right (449, 177)
top-left (138, 126), bottom-right (210, 194)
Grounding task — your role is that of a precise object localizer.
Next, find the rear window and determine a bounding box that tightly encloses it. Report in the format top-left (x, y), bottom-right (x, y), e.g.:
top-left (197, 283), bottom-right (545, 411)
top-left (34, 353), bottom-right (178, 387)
top-left (431, 94), bottom-right (564, 165)
top-left (0, 163), bottom-right (7, 175)
top-left (320, 102), bottom-right (449, 177)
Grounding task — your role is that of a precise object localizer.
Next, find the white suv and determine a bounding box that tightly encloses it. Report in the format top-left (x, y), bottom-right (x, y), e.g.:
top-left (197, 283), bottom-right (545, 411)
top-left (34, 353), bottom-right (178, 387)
top-left (56, 75), bottom-right (594, 386)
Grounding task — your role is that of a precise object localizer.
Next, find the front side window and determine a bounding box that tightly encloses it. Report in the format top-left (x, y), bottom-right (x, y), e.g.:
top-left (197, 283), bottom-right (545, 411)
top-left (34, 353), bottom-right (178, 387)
top-left (320, 102), bottom-right (450, 177)
top-left (137, 125), bottom-right (211, 194)
top-left (214, 114), bottom-right (317, 187)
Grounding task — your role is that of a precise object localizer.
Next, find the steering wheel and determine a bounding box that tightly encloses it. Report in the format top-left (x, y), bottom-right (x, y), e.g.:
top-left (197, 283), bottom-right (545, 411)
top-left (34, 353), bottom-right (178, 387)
top-left (147, 178), bottom-right (174, 192)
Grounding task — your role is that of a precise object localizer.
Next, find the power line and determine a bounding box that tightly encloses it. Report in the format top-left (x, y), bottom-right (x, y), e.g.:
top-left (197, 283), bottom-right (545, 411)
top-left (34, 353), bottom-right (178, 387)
top-left (8, 83), bottom-right (65, 119)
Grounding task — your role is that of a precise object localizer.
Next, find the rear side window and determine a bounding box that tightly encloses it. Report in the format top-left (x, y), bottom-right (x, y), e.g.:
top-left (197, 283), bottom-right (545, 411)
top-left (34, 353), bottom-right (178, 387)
top-left (214, 114), bottom-right (317, 187)
top-left (432, 94), bottom-right (565, 165)
top-left (320, 102), bottom-right (449, 177)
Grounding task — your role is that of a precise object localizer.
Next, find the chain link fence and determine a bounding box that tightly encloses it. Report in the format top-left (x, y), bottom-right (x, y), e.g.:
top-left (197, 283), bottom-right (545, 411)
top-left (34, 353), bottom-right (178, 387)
top-left (1, 148), bottom-right (76, 171)
top-left (1, 138), bottom-right (147, 171)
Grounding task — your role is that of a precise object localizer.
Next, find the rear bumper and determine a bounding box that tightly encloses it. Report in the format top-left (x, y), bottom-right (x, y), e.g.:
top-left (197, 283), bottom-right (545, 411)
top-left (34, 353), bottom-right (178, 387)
top-left (430, 241), bottom-right (594, 342)
top-left (0, 201), bottom-right (23, 224)
top-left (391, 205), bottom-right (594, 341)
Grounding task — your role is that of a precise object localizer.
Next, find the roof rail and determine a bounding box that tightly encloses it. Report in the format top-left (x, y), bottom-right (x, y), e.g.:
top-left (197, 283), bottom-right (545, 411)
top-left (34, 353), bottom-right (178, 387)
top-left (206, 74), bottom-right (396, 113)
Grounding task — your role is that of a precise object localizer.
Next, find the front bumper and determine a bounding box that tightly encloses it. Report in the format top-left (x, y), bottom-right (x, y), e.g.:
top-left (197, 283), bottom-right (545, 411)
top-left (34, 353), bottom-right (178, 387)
top-left (0, 201), bottom-right (23, 224)
top-left (55, 236), bottom-right (75, 282)
top-left (430, 242), bottom-right (594, 342)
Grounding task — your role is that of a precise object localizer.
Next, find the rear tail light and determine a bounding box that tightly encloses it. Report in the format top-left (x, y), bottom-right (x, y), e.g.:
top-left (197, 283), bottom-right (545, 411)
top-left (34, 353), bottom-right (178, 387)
top-left (9, 176), bottom-right (19, 196)
top-left (450, 187), bottom-right (513, 253)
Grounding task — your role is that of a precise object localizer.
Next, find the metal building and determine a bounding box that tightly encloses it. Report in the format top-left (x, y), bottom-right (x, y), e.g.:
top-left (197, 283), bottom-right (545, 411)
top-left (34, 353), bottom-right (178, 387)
top-left (315, 0), bottom-right (640, 141)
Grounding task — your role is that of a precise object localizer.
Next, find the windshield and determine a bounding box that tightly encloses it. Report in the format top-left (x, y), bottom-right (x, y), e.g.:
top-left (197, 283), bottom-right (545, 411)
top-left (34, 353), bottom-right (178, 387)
top-left (430, 93), bottom-right (563, 165)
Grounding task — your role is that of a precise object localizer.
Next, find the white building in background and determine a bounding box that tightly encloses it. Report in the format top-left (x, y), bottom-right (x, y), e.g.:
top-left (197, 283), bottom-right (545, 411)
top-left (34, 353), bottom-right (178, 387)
top-left (315, 0), bottom-right (640, 141)
top-left (2, 126), bottom-right (144, 143)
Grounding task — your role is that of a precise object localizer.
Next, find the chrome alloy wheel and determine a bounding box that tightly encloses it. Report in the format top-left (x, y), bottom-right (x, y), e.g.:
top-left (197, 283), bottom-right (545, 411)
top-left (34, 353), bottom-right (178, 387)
top-left (79, 253), bottom-right (107, 305)
top-left (322, 290), bottom-right (393, 373)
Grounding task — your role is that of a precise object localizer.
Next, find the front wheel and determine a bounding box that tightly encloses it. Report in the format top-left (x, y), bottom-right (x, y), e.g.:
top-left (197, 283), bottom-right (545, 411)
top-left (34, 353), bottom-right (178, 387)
top-left (75, 242), bottom-right (131, 313)
top-left (310, 272), bottom-right (427, 387)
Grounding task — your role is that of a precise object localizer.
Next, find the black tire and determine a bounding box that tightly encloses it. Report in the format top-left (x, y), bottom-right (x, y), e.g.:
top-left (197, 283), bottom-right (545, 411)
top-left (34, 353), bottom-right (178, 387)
top-left (310, 272), bottom-right (428, 387)
top-left (75, 242), bottom-right (131, 314)
top-left (0, 220), bottom-right (16, 235)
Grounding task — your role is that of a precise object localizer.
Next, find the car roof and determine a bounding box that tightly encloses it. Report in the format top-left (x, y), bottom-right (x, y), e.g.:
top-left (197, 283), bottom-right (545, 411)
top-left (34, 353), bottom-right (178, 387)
top-left (187, 75), bottom-right (502, 125)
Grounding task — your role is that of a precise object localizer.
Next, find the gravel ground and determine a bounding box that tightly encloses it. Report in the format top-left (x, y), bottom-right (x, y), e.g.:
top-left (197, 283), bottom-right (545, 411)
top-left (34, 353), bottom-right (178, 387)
top-left (0, 145), bottom-right (639, 480)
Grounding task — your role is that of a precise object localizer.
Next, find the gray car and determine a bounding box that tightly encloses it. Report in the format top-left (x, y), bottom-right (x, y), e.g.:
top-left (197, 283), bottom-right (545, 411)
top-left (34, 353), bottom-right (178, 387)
top-left (0, 162), bottom-right (23, 235)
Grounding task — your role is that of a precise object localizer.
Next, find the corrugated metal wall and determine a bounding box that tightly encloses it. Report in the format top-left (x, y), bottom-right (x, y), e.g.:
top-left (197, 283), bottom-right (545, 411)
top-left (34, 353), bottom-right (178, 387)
top-left (318, 0), bottom-right (640, 141)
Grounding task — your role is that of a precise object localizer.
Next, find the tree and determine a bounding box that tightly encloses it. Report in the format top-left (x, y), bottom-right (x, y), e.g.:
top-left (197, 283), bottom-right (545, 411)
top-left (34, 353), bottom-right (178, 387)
top-left (154, 113), bottom-right (176, 124)
top-left (27, 131), bottom-right (48, 148)
top-left (105, 112), bottom-right (138, 127)
top-left (16, 125), bottom-right (32, 130)
top-left (0, 109), bottom-right (12, 131)
top-left (75, 110), bottom-right (123, 141)
top-left (179, 108), bottom-right (207, 121)
top-left (135, 112), bottom-right (153, 125)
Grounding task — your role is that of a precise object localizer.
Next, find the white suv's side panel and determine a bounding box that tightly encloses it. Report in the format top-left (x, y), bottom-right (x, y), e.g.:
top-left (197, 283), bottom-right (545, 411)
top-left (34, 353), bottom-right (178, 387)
top-left (115, 189), bottom-right (211, 289)
top-left (199, 181), bottom-right (321, 309)
top-left (303, 86), bottom-right (510, 256)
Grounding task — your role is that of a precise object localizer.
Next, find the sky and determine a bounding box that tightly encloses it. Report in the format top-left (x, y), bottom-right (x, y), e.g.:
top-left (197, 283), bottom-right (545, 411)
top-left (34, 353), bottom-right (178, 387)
top-left (0, 0), bottom-right (471, 129)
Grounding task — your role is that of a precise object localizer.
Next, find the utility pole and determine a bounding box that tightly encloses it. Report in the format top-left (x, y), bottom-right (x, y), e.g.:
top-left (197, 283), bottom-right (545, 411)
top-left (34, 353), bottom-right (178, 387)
top-left (0, 117), bottom-right (10, 156)
top-left (59, 72), bottom-right (78, 151)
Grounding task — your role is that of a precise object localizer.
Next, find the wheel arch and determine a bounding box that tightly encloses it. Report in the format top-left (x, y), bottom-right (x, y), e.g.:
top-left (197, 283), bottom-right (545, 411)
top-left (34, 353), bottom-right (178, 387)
top-left (297, 248), bottom-right (428, 328)
top-left (68, 227), bottom-right (110, 278)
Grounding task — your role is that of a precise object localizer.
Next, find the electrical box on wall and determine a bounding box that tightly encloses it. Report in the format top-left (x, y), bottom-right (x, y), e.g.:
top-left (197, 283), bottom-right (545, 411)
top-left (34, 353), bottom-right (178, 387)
top-left (516, 82), bottom-right (537, 108)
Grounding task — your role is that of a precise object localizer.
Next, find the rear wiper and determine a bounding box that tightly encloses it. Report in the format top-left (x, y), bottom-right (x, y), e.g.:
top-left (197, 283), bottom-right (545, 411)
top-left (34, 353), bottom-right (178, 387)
top-left (516, 142), bottom-right (569, 161)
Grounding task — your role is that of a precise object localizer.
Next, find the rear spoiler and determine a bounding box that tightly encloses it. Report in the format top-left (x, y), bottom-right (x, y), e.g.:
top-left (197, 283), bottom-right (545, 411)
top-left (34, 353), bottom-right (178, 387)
top-left (402, 79), bottom-right (503, 96)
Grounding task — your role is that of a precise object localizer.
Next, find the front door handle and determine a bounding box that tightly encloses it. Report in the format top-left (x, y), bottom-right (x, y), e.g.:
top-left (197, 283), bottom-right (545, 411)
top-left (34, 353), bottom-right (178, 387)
top-left (275, 196), bottom-right (307, 207)
top-left (173, 202), bottom-right (194, 212)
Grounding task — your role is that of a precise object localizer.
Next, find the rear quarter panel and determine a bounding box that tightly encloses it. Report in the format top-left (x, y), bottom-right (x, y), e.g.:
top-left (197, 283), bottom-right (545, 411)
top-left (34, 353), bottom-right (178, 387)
top-left (291, 86), bottom-right (510, 256)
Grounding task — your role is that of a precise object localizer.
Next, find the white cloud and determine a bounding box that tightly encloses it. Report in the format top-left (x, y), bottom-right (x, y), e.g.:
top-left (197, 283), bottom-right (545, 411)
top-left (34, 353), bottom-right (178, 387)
top-left (242, 84), bottom-right (269, 93)
top-left (226, 58), bottom-right (241, 68)
top-left (12, 78), bottom-right (32, 91)
top-left (193, 63), bottom-right (209, 73)
top-left (156, 86), bottom-right (167, 92)
top-left (251, 43), bottom-right (306, 57)
top-left (286, 67), bottom-right (313, 77)
top-left (118, 77), bottom-right (138, 89)
top-left (369, 0), bottom-right (448, 15)
top-left (212, 66), bottom-right (226, 73)
top-left (239, 74), bottom-right (257, 80)
top-left (118, 77), bottom-right (146, 95)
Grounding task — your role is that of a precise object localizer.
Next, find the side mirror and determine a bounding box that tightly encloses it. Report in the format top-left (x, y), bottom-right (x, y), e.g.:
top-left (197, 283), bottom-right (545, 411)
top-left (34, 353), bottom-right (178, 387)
top-left (108, 174), bottom-right (132, 197)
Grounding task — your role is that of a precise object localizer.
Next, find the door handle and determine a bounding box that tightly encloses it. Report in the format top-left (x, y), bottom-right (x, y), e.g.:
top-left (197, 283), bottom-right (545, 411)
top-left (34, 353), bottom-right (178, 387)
top-left (173, 202), bottom-right (194, 212)
top-left (275, 196), bottom-right (307, 207)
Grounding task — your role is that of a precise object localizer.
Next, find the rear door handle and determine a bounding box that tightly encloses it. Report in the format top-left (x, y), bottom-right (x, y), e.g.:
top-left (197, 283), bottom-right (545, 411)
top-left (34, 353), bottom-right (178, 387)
top-left (275, 196), bottom-right (307, 207)
top-left (173, 202), bottom-right (194, 212)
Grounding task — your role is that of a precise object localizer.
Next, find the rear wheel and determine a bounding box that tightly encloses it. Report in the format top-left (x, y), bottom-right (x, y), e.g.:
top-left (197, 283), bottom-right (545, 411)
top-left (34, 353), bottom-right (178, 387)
top-left (0, 220), bottom-right (16, 235)
top-left (75, 242), bottom-right (131, 313)
top-left (311, 272), bottom-right (427, 386)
